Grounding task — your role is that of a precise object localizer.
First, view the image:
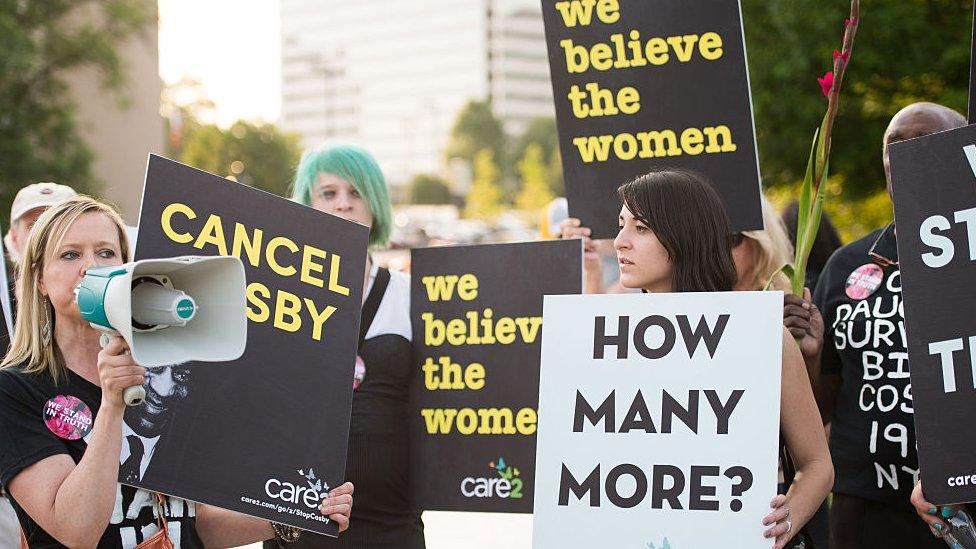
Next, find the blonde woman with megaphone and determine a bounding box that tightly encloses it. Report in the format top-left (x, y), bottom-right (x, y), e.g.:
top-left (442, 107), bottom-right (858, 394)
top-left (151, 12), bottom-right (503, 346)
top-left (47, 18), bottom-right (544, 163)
top-left (0, 197), bottom-right (353, 548)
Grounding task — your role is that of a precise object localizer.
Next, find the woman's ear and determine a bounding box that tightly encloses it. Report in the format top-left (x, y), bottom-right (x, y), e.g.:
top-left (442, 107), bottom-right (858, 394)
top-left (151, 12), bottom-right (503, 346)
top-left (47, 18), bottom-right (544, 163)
top-left (37, 270), bottom-right (47, 297)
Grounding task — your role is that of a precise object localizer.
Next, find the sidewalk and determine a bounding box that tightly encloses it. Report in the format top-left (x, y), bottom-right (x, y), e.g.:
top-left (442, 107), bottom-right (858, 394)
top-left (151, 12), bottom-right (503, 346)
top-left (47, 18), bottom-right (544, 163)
top-left (237, 511), bottom-right (533, 548)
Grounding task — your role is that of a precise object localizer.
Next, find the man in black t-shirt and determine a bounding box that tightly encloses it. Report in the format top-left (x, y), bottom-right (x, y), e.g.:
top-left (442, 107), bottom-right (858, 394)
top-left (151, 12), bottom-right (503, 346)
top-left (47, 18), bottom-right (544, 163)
top-left (785, 102), bottom-right (967, 549)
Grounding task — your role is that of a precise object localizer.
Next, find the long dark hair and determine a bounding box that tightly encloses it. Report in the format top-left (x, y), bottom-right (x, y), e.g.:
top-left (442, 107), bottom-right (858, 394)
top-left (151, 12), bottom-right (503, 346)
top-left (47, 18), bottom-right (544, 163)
top-left (617, 169), bottom-right (737, 292)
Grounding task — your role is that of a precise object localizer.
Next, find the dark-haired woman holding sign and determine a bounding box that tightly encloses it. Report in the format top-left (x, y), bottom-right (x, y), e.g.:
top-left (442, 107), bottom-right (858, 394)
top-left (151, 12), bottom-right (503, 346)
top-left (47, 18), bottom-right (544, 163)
top-left (609, 170), bottom-right (833, 549)
top-left (279, 143), bottom-right (425, 548)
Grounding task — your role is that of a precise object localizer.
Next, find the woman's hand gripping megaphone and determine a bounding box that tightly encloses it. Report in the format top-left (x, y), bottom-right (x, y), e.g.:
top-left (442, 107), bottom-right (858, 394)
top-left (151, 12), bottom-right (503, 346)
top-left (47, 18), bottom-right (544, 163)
top-left (99, 331), bottom-right (146, 406)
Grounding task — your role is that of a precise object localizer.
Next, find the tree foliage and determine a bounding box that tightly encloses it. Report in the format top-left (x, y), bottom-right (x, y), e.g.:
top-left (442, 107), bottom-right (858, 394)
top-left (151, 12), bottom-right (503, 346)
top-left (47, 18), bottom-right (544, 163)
top-left (0, 0), bottom-right (154, 225)
top-left (516, 144), bottom-right (555, 212)
top-left (447, 100), bottom-right (506, 168)
top-left (409, 174), bottom-right (453, 204)
top-left (179, 121), bottom-right (302, 198)
top-left (743, 0), bottom-right (972, 196)
top-left (512, 117), bottom-right (560, 170)
top-left (464, 149), bottom-right (504, 219)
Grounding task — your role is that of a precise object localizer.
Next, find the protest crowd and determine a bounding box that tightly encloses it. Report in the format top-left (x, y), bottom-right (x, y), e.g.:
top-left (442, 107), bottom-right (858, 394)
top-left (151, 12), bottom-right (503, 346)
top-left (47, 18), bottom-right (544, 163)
top-left (3, 1), bottom-right (976, 549)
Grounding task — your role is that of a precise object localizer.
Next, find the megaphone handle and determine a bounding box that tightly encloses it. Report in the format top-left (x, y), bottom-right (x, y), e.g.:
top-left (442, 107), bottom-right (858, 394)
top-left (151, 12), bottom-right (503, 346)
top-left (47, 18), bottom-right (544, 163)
top-left (99, 333), bottom-right (146, 407)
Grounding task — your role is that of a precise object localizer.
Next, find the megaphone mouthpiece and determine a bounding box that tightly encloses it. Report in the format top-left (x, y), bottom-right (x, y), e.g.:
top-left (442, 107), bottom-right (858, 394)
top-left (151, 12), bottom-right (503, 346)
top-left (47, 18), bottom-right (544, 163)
top-left (131, 278), bottom-right (197, 329)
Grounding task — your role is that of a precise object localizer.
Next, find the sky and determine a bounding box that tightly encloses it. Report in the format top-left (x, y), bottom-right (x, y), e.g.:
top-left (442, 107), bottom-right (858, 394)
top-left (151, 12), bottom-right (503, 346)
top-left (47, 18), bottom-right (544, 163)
top-left (158, 0), bottom-right (281, 127)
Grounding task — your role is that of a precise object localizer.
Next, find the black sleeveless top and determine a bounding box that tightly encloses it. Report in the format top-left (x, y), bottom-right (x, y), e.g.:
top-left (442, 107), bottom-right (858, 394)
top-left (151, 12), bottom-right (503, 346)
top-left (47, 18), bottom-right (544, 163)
top-left (269, 266), bottom-right (424, 548)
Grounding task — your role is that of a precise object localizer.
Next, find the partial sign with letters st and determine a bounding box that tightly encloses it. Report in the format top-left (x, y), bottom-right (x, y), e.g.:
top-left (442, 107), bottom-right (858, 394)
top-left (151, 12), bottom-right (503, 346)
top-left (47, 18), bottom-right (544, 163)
top-left (540, 0), bottom-right (763, 238)
top-left (889, 124), bottom-right (976, 504)
top-left (534, 292), bottom-right (781, 548)
top-left (131, 155), bottom-right (368, 535)
top-left (410, 240), bottom-right (582, 512)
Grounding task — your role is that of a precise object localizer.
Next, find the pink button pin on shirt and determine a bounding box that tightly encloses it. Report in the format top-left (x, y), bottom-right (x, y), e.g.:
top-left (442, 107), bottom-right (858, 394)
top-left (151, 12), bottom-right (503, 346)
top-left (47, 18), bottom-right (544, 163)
top-left (352, 355), bottom-right (366, 390)
top-left (845, 263), bottom-right (884, 300)
top-left (43, 395), bottom-right (93, 440)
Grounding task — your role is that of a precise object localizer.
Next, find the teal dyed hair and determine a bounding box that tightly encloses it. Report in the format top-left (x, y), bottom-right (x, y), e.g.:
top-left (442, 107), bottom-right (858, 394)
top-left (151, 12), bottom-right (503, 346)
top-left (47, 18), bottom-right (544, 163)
top-left (291, 143), bottom-right (393, 247)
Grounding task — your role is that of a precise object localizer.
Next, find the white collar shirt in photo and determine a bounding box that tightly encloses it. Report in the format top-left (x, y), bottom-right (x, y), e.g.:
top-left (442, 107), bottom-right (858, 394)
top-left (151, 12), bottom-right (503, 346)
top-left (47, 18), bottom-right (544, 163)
top-left (120, 422), bottom-right (161, 479)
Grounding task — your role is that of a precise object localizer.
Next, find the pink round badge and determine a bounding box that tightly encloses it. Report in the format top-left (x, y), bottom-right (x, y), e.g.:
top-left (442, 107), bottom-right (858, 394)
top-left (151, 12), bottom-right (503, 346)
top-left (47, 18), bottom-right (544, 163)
top-left (352, 355), bottom-right (366, 390)
top-left (845, 263), bottom-right (884, 300)
top-left (43, 395), bottom-right (93, 440)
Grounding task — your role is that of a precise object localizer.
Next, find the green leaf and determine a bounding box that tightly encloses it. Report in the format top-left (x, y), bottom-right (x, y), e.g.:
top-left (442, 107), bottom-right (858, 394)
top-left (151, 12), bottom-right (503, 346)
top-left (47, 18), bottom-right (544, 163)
top-left (763, 264), bottom-right (796, 291)
top-left (794, 126), bottom-right (820, 265)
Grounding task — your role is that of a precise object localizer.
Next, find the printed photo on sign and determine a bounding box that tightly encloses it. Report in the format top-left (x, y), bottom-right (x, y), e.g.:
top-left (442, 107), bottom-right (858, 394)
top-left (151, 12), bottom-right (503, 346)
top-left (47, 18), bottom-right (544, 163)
top-left (533, 292), bottom-right (782, 548)
top-left (409, 239), bottom-right (582, 513)
top-left (540, 0), bottom-right (763, 238)
top-left (125, 155), bottom-right (369, 535)
top-left (889, 124), bottom-right (976, 504)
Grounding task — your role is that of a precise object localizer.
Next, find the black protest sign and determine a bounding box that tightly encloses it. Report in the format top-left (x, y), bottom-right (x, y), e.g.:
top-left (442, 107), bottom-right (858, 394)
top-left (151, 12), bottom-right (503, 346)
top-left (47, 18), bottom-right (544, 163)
top-left (129, 155), bottom-right (368, 535)
top-left (970, 3), bottom-right (976, 124)
top-left (890, 125), bottom-right (976, 504)
top-left (409, 240), bottom-right (582, 512)
top-left (541, 0), bottom-right (763, 238)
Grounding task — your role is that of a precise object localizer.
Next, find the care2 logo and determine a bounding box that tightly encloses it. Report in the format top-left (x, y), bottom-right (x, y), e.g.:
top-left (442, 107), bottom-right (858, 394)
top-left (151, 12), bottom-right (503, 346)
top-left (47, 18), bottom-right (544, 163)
top-left (460, 457), bottom-right (525, 499)
top-left (265, 467), bottom-right (330, 509)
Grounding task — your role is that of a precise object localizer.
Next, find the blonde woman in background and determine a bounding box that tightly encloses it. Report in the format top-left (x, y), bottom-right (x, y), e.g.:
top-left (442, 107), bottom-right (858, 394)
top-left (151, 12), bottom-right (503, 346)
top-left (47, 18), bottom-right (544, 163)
top-left (734, 195), bottom-right (832, 548)
top-left (732, 196), bottom-right (794, 292)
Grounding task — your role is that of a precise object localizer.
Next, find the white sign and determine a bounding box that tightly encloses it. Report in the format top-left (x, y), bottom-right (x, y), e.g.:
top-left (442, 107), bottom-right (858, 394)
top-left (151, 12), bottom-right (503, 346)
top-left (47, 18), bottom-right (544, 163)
top-left (533, 292), bottom-right (783, 548)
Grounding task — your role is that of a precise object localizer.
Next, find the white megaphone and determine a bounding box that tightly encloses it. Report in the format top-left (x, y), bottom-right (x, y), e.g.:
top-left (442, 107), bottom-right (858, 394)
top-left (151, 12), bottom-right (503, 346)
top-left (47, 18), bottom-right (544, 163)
top-left (75, 255), bottom-right (247, 406)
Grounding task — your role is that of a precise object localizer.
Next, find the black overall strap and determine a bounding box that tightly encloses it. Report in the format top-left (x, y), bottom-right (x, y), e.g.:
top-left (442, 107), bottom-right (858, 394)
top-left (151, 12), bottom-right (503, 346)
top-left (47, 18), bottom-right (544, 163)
top-left (359, 267), bottom-right (391, 348)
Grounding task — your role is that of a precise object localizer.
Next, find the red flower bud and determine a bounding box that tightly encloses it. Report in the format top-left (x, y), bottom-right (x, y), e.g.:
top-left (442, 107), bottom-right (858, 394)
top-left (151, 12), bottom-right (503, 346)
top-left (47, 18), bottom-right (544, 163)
top-left (817, 71), bottom-right (834, 97)
top-left (833, 49), bottom-right (850, 62)
top-left (845, 18), bottom-right (857, 28)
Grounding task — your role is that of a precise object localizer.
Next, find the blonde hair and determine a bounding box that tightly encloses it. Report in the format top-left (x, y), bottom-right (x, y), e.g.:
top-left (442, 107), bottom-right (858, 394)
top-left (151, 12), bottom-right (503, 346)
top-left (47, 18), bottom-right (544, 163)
top-left (738, 196), bottom-right (794, 291)
top-left (2, 197), bottom-right (129, 383)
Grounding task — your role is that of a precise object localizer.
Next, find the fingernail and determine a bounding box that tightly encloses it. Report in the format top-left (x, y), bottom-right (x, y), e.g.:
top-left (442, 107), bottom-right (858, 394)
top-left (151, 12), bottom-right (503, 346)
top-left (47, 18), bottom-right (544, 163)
top-left (935, 523), bottom-right (943, 531)
top-left (928, 507), bottom-right (938, 515)
top-left (942, 507), bottom-right (956, 519)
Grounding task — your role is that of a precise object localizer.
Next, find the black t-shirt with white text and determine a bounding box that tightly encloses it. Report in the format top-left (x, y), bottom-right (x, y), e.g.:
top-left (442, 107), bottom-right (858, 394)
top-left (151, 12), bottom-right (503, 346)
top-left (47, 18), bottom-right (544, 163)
top-left (0, 364), bottom-right (203, 548)
top-left (814, 225), bottom-right (916, 504)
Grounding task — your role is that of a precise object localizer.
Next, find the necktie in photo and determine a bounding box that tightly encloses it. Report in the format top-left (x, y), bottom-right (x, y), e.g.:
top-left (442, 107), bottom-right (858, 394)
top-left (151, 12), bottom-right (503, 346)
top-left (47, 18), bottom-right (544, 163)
top-left (120, 435), bottom-right (144, 484)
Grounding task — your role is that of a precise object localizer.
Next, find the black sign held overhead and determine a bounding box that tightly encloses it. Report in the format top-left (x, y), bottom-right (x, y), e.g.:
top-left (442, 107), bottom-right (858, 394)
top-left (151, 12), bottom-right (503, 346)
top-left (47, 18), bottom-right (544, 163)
top-left (541, 0), bottom-right (763, 239)
top-left (130, 155), bottom-right (369, 535)
top-left (889, 125), bottom-right (976, 505)
top-left (409, 240), bottom-right (582, 513)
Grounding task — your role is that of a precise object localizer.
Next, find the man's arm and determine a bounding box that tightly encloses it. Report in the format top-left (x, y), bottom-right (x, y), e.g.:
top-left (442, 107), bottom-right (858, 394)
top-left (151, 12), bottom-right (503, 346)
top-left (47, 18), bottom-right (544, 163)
top-left (783, 288), bottom-right (839, 423)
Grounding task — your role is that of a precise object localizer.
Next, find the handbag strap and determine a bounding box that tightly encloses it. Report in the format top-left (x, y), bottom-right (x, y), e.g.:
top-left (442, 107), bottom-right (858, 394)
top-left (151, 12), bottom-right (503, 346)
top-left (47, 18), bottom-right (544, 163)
top-left (153, 493), bottom-right (170, 534)
top-left (359, 266), bottom-right (391, 349)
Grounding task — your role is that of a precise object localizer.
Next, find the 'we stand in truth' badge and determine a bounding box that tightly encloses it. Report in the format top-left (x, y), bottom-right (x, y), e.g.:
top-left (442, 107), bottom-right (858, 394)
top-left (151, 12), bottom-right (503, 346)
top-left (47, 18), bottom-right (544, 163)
top-left (43, 395), bottom-right (93, 441)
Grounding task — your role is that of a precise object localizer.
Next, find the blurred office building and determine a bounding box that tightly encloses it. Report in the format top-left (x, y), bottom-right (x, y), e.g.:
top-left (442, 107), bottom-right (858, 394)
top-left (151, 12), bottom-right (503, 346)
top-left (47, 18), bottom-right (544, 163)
top-left (279, 0), bottom-right (554, 193)
top-left (67, 5), bottom-right (165, 223)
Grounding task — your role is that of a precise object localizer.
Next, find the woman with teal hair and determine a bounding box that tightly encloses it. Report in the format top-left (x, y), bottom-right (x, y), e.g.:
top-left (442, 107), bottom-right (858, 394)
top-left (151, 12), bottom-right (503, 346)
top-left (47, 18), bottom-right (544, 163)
top-left (273, 143), bottom-right (425, 548)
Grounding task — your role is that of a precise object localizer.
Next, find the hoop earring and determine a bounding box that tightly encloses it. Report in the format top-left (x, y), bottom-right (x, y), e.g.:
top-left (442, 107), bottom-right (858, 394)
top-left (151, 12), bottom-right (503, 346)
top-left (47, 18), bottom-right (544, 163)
top-left (41, 300), bottom-right (52, 347)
